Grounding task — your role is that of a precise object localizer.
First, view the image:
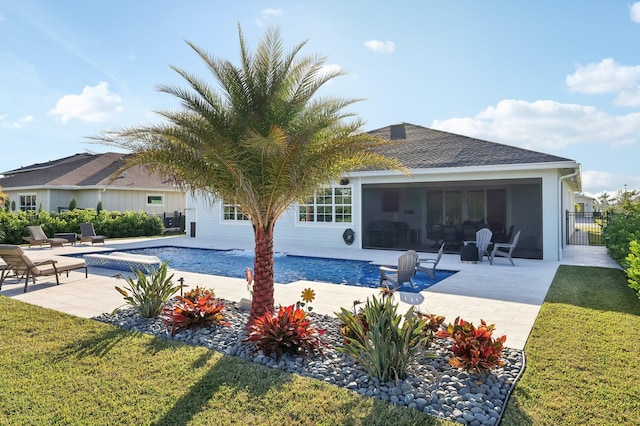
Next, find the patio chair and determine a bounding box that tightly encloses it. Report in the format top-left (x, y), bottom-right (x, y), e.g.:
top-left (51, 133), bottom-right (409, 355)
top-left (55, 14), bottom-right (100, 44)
top-left (490, 230), bottom-right (521, 266)
top-left (379, 250), bottom-right (419, 290)
top-left (417, 242), bottom-right (445, 279)
top-left (0, 244), bottom-right (88, 292)
top-left (79, 223), bottom-right (107, 245)
top-left (22, 225), bottom-right (68, 248)
top-left (464, 228), bottom-right (493, 262)
top-left (442, 225), bottom-right (459, 249)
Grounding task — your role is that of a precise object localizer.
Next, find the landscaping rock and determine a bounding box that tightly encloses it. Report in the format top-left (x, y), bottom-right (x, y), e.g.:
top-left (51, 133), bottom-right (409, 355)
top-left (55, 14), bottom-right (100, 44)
top-left (93, 299), bottom-right (524, 425)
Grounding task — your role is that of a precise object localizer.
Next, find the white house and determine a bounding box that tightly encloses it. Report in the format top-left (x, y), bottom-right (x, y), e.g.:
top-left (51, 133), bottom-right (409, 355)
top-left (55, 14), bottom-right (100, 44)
top-left (185, 123), bottom-right (582, 261)
top-left (0, 152), bottom-right (186, 218)
top-left (574, 194), bottom-right (595, 214)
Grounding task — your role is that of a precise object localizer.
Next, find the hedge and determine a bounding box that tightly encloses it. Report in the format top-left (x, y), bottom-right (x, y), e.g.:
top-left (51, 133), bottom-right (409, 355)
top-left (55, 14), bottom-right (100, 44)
top-left (0, 209), bottom-right (164, 245)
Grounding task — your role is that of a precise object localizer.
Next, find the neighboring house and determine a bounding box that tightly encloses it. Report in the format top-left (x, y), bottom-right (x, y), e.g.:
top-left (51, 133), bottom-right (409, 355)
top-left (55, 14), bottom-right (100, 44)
top-left (0, 152), bottom-right (186, 217)
top-left (574, 194), bottom-right (595, 214)
top-left (186, 122), bottom-right (582, 261)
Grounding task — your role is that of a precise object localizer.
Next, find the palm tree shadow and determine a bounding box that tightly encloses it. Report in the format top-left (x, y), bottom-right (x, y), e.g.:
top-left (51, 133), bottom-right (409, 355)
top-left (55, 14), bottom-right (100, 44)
top-left (152, 355), bottom-right (293, 426)
top-left (57, 322), bottom-right (180, 360)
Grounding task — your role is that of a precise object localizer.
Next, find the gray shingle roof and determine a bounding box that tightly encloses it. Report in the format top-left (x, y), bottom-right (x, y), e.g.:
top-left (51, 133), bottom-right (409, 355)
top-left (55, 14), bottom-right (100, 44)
top-left (368, 123), bottom-right (574, 169)
top-left (0, 152), bottom-right (177, 190)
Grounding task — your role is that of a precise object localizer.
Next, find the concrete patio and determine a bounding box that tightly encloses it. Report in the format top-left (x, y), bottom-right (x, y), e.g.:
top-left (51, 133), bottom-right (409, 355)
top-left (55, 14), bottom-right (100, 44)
top-left (0, 236), bottom-right (620, 350)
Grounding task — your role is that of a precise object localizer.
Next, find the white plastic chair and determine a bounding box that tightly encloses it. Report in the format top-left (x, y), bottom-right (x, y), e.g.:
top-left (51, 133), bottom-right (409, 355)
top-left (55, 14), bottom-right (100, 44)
top-left (380, 250), bottom-right (419, 290)
top-left (417, 243), bottom-right (445, 278)
top-left (464, 228), bottom-right (493, 262)
top-left (490, 230), bottom-right (521, 266)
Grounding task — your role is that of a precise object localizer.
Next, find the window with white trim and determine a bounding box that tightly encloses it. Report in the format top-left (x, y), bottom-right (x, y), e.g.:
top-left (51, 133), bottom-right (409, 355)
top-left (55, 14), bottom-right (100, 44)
top-left (223, 203), bottom-right (249, 221)
top-left (147, 195), bottom-right (164, 206)
top-left (299, 186), bottom-right (352, 223)
top-left (19, 194), bottom-right (37, 211)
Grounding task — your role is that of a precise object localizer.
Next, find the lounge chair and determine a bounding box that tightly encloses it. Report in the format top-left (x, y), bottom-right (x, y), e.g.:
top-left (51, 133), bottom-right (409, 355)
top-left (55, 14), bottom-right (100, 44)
top-left (379, 250), bottom-right (419, 290)
top-left (417, 243), bottom-right (445, 278)
top-left (22, 225), bottom-right (68, 248)
top-left (490, 230), bottom-right (521, 266)
top-left (0, 244), bottom-right (88, 292)
top-left (464, 228), bottom-right (493, 262)
top-left (79, 223), bottom-right (107, 245)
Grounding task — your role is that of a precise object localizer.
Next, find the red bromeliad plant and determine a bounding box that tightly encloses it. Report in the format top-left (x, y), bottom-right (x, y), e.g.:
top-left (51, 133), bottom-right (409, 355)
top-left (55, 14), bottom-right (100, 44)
top-left (163, 293), bottom-right (229, 336)
top-left (183, 286), bottom-right (215, 302)
top-left (244, 305), bottom-right (326, 361)
top-left (436, 317), bottom-right (507, 374)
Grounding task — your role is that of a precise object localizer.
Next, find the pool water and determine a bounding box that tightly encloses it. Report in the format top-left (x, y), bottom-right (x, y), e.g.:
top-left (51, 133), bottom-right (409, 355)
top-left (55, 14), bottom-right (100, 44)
top-left (96, 246), bottom-right (456, 293)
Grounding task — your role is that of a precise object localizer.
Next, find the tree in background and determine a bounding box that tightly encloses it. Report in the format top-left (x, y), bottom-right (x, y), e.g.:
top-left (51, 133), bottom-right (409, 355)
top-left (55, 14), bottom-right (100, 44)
top-left (95, 26), bottom-right (404, 322)
top-left (0, 186), bottom-right (6, 211)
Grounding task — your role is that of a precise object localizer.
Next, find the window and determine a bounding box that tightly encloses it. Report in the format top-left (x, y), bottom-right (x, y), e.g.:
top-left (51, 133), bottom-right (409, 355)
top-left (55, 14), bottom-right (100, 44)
top-left (223, 203), bottom-right (249, 221)
top-left (19, 194), bottom-right (37, 211)
top-left (444, 191), bottom-right (462, 224)
top-left (466, 190), bottom-right (485, 222)
top-left (147, 195), bottom-right (164, 206)
top-left (299, 186), bottom-right (352, 223)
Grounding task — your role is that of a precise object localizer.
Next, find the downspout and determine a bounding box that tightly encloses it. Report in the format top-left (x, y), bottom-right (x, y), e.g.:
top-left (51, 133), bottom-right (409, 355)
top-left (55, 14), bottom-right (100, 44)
top-left (558, 167), bottom-right (580, 261)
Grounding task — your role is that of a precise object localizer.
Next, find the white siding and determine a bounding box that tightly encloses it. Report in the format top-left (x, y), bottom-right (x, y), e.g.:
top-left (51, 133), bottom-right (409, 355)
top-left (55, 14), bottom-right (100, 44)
top-left (188, 166), bottom-right (573, 261)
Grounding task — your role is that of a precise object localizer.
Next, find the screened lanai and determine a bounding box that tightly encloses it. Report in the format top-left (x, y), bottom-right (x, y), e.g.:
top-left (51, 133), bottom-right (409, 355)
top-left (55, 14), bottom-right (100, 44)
top-left (361, 178), bottom-right (543, 259)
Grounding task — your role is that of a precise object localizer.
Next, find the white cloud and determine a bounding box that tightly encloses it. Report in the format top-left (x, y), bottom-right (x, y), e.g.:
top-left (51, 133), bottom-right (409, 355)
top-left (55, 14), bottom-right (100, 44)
top-left (566, 58), bottom-right (640, 93)
top-left (582, 170), bottom-right (618, 193)
top-left (582, 170), bottom-right (640, 198)
top-left (631, 2), bottom-right (640, 23)
top-left (363, 40), bottom-right (395, 54)
top-left (0, 115), bottom-right (35, 129)
top-left (262, 8), bottom-right (283, 17)
top-left (566, 58), bottom-right (640, 106)
top-left (256, 8), bottom-right (283, 26)
top-left (49, 81), bottom-right (122, 123)
top-left (432, 99), bottom-right (640, 151)
top-left (320, 63), bottom-right (342, 76)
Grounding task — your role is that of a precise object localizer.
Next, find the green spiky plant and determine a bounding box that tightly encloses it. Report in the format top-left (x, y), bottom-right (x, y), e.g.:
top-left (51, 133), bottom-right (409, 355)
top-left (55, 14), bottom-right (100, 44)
top-left (335, 295), bottom-right (426, 382)
top-left (114, 261), bottom-right (181, 318)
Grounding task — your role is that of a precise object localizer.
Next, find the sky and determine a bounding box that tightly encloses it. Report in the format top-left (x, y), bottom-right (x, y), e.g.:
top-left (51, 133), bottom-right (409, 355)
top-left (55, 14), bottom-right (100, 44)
top-left (1, 1), bottom-right (639, 198)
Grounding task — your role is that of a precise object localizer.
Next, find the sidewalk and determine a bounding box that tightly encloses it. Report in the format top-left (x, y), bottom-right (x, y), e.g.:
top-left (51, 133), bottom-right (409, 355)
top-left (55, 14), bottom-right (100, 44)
top-left (0, 237), bottom-right (620, 350)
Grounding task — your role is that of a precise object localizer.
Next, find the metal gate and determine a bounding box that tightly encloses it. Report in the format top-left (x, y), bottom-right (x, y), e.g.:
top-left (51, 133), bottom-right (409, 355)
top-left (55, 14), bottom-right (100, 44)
top-left (565, 211), bottom-right (610, 246)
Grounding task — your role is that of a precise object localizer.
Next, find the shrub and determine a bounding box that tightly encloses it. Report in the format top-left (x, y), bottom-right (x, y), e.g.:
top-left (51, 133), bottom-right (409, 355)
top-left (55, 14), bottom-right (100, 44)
top-left (625, 240), bottom-right (640, 299)
top-left (436, 317), bottom-right (506, 374)
top-left (335, 295), bottom-right (426, 382)
top-left (244, 305), bottom-right (326, 361)
top-left (603, 211), bottom-right (640, 266)
top-left (68, 198), bottom-right (77, 210)
top-left (415, 312), bottom-right (446, 342)
top-left (114, 262), bottom-right (181, 318)
top-left (163, 290), bottom-right (228, 336)
top-left (0, 209), bottom-right (164, 244)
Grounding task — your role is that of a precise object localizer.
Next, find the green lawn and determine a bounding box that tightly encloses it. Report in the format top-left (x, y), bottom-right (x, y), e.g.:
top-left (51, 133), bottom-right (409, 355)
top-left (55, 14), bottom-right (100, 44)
top-left (1, 265), bottom-right (638, 425)
top-left (0, 297), bottom-right (445, 426)
top-left (502, 265), bottom-right (640, 425)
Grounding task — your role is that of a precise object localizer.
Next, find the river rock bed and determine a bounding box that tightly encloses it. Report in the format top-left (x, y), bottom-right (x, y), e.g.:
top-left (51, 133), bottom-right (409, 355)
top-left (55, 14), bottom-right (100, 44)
top-left (94, 299), bottom-right (524, 425)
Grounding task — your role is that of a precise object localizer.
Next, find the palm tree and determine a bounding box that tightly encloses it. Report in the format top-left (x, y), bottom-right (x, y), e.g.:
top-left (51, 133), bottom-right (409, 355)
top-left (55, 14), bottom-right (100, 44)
top-left (95, 26), bottom-right (404, 322)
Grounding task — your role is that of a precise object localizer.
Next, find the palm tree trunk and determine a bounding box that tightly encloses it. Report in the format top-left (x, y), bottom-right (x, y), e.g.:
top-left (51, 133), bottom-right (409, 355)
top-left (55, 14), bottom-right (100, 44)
top-left (249, 225), bottom-right (275, 323)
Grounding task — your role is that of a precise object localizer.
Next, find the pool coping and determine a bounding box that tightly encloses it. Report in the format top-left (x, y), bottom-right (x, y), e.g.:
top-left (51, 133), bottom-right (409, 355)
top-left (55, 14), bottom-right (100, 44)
top-left (0, 235), bottom-right (620, 350)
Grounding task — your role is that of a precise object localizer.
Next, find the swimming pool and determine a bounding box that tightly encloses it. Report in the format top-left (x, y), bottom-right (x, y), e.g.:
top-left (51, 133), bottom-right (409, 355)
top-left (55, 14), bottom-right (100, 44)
top-left (86, 246), bottom-right (455, 293)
